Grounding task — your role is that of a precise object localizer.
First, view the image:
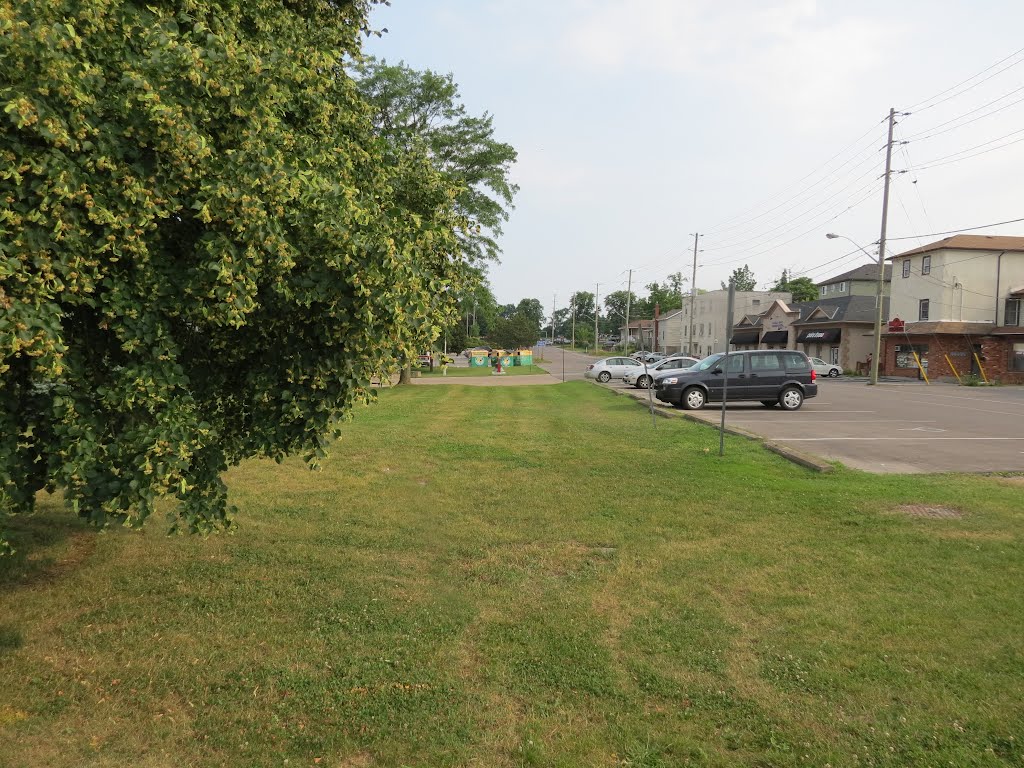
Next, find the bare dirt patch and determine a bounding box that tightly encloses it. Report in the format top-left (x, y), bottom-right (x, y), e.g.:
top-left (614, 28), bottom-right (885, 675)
top-left (894, 504), bottom-right (963, 519)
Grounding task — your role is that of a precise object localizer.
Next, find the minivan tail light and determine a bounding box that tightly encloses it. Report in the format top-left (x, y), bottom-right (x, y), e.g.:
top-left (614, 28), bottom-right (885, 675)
top-left (810, 369), bottom-right (816, 381)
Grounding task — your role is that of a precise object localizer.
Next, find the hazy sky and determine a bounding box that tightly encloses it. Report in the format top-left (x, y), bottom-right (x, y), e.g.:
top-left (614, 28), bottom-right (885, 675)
top-left (366, 1), bottom-right (1024, 310)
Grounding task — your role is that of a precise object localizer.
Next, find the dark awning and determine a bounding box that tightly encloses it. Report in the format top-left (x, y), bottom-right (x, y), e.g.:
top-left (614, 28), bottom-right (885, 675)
top-left (730, 331), bottom-right (760, 344)
top-left (796, 328), bottom-right (841, 343)
top-left (760, 330), bottom-right (789, 343)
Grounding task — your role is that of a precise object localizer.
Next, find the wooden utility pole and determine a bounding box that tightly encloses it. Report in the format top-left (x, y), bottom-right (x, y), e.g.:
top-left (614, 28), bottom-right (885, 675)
top-left (871, 108), bottom-right (897, 385)
top-left (594, 282), bottom-right (600, 354)
top-left (687, 233), bottom-right (700, 356)
top-left (570, 292), bottom-right (576, 349)
top-left (623, 270), bottom-right (633, 353)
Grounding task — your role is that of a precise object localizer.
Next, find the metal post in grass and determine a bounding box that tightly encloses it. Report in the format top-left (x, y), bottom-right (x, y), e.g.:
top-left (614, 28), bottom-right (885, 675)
top-left (645, 360), bottom-right (657, 428)
top-left (719, 281), bottom-right (735, 456)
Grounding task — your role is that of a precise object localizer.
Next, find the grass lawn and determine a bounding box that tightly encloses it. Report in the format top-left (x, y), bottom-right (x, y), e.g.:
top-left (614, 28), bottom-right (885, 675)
top-left (2, 382), bottom-right (1023, 767)
top-left (419, 365), bottom-right (547, 377)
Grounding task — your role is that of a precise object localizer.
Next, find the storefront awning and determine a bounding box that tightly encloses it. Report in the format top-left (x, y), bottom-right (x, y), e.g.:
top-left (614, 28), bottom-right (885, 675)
top-left (760, 331), bottom-right (789, 343)
top-left (730, 331), bottom-right (760, 344)
top-left (796, 328), bottom-right (841, 343)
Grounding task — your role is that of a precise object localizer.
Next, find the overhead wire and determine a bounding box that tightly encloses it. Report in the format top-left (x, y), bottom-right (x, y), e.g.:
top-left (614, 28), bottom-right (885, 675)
top-left (905, 45), bottom-right (1024, 114)
top-left (904, 87), bottom-right (1024, 142)
top-left (702, 117), bottom-right (888, 237)
top-left (913, 128), bottom-right (1024, 170)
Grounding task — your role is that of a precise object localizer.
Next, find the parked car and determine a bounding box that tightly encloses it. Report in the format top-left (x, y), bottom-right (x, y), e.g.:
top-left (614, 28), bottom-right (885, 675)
top-left (809, 357), bottom-right (842, 377)
top-left (623, 356), bottom-right (700, 389)
top-left (630, 350), bottom-right (652, 361)
top-left (654, 350), bottom-right (818, 411)
top-left (585, 356), bottom-right (643, 383)
top-left (639, 352), bottom-right (666, 364)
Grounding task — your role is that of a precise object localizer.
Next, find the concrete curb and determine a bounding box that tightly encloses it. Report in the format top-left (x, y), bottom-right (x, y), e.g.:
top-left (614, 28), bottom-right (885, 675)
top-left (610, 385), bottom-right (835, 473)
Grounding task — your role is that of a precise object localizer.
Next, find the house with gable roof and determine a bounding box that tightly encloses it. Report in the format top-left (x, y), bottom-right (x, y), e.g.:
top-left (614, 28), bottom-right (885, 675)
top-left (884, 234), bottom-right (1024, 382)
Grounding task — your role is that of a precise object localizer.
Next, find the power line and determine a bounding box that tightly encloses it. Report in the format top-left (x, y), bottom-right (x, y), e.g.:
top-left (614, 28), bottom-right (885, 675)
top-left (914, 132), bottom-right (1024, 170)
top-left (905, 87), bottom-right (1024, 142)
top-left (702, 118), bottom-right (888, 236)
top-left (905, 45), bottom-right (1024, 113)
top-left (701, 179), bottom-right (885, 268)
top-left (886, 216), bottom-right (1024, 241)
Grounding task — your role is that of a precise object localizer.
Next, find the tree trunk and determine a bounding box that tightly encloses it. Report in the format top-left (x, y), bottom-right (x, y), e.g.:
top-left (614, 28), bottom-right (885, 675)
top-left (398, 364), bottom-right (412, 385)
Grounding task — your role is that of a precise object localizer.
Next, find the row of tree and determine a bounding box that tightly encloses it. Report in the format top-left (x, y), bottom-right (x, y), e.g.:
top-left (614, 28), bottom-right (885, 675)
top-left (543, 265), bottom-right (820, 341)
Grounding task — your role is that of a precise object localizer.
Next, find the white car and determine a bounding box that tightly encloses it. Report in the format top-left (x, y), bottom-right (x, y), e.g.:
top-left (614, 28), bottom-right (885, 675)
top-left (584, 356), bottom-right (643, 383)
top-left (810, 357), bottom-right (842, 377)
top-left (623, 356), bottom-right (700, 389)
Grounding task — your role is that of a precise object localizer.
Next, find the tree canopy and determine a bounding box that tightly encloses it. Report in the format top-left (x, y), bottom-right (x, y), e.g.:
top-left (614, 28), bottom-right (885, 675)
top-left (771, 271), bottom-right (819, 302)
top-left (722, 265), bottom-right (757, 292)
top-left (355, 57), bottom-right (518, 264)
top-left (0, 0), bottom-right (476, 542)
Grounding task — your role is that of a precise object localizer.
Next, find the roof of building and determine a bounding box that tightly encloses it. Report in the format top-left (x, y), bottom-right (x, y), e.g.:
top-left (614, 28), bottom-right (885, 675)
top-left (891, 234), bottom-right (1024, 259)
top-left (817, 263), bottom-right (892, 285)
top-left (789, 295), bottom-right (884, 325)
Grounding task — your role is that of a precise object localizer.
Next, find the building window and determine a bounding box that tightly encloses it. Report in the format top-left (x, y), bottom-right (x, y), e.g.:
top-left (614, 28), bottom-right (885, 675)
top-left (820, 286), bottom-right (826, 296)
top-left (699, 323), bottom-right (704, 336)
top-left (839, 281), bottom-right (846, 292)
top-left (896, 344), bottom-right (928, 369)
top-left (752, 299), bottom-right (760, 307)
top-left (902, 259), bottom-right (911, 278)
top-left (922, 255), bottom-right (931, 275)
top-left (1006, 298), bottom-right (1021, 327)
top-left (1014, 343), bottom-right (1024, 372)
top-left (919, 299), bottom-right (929, 320)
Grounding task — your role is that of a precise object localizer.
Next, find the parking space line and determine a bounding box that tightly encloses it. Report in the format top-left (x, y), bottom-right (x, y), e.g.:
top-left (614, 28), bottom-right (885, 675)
top-left (902, 399), bottom-right (1024, 418)
top-left (777, 437), bottom-right (1024, 441)
top-left (892, 391), bottom-right (1024, 407)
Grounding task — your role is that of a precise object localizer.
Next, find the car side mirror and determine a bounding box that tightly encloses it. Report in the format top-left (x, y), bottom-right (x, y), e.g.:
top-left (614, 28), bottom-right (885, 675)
top-left (712, 368), bottom-right (722, 374)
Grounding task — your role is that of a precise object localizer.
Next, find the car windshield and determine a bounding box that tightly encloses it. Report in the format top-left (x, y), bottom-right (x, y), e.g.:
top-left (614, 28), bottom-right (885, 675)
top-left (693, 353), bottom-right (724, 371)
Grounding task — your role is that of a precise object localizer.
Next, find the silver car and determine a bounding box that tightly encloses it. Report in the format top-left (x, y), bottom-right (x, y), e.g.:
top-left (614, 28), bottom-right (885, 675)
top-left (623, 356), bottom-right (699, 389)
top-left (809, 357), bottom-right (842, 377)
top-left (585, 356), bottom-right (643, 383)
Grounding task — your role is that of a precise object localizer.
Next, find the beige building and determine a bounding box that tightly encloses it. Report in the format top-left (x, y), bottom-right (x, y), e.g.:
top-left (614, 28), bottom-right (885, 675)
top-left (657, 290), bottom-right (792, 357)
top-left (883, 235), bottom-right (1024, 382)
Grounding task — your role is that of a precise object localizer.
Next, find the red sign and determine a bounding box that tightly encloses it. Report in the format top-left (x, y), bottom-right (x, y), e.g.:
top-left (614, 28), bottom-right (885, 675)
top-left (888, 317), bottom-right (905, 332)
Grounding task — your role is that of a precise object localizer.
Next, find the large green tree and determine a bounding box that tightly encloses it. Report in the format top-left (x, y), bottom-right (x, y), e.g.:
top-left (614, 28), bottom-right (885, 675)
top-left (722, 265), bottom-right (757, 292)
top-left (356, 57), bottom-right (518, 264)
top-left (0, 0), bottom-right (471, 542)
top-left (771, 270), bottom-right (819, 303)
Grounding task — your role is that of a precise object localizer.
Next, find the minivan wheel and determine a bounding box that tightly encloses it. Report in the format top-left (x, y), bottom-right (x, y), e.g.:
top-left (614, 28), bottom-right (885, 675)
top-left (681, 387), bottom-right (706, 410)
top-left (597, 371), bottom-right (611, 383)
top-left (778, 386), bottom-right (804, 411)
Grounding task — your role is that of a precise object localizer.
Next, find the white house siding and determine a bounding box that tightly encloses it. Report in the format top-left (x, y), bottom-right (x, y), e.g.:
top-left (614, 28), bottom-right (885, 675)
top-left (890, 249), bottom-right (1024, 325)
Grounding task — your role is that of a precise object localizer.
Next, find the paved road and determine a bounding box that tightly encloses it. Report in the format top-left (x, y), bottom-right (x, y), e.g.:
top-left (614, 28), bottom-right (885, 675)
top-left (607, 377), bottom-right (1024, 474)
top-left (532, 346), bottom-right (604, 381)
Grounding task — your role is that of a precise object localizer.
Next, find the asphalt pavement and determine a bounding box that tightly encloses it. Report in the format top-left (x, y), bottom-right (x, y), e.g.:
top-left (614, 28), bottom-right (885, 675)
top-left (607, 375), bottom-right (1024, 473)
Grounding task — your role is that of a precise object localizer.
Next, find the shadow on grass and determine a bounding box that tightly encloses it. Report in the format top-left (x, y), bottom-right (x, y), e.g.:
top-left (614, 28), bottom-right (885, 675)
top-left (0, 500), bottom-right (95, 590)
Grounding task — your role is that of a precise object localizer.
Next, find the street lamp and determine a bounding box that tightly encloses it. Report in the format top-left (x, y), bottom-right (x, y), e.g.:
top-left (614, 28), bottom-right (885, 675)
top-left (826, 232), bottom-right (885, 385)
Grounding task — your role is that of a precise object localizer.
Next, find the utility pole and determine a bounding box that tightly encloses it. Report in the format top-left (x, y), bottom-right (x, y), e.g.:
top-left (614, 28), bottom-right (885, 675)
top-left (687, 233), bottom-right (701, 356)
top-left (623, 269), bottom-right (633, 353)
top-left (570, 292), bottom-right (576, 349)
top-left (871, 108), bottom-right (897, 386)
top-left (551, 292), bottom-right (556, 344)
top-left (594, 282), bottom-right (601, 354)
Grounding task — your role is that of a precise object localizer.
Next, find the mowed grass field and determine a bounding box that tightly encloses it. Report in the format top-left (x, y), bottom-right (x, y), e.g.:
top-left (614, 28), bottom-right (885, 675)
top-left (2, 382), bottom-right (1023, 767)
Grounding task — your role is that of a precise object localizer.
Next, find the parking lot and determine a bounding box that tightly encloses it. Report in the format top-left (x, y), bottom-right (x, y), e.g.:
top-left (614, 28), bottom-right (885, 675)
top-left (611, 377), bottom-right (1024, 474)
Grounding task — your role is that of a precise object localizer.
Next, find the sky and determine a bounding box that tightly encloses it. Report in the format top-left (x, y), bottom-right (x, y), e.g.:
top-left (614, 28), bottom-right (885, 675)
top-left (365, 1), bottom-right (1024, 312)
